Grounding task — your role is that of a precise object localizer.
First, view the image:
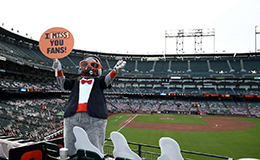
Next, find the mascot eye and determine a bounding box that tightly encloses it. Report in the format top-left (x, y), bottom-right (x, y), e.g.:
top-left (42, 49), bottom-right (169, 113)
top-left (80, 61), bottom-right (88, 68)
top-left (79, 60), bottom-right (103, 70)
top-left (91, 63), bottom-right (99, 69)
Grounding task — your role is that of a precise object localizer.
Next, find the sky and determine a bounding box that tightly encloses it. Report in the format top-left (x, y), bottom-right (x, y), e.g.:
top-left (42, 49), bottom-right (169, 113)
top-left (1, 0), bottom-right (260, 55)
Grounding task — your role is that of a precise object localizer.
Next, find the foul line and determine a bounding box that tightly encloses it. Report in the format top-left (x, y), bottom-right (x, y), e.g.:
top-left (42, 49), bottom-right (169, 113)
top-left (105, 114), bottom-right (138, 143)
top-left (117, 114), bottom-right (138, 132)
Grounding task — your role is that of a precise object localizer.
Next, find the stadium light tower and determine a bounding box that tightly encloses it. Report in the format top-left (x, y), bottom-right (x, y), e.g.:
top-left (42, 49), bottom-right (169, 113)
top-left (255, 25), bottom-right (260, 52)
top-left (165, 28), bottom-right (215, 54)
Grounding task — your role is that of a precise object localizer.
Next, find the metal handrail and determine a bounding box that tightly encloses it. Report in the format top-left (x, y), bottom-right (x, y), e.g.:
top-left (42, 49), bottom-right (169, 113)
top-left (105, 138), bottom-right (233, 160)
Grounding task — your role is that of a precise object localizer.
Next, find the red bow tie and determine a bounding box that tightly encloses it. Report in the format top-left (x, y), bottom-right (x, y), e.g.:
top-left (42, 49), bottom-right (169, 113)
top-left (81, 79), bottom-right (92, 85)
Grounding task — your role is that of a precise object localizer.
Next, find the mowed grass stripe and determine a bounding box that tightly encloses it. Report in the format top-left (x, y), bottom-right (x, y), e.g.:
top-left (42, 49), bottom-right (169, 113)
top-left (106, 113), bottom-right (260, 160)
top-left (132, 114), bottom-right (209, 124)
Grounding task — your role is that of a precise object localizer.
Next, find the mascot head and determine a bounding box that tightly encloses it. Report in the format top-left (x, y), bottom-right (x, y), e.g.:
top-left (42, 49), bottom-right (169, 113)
top-left (79, 55), bottom-right (103, 78)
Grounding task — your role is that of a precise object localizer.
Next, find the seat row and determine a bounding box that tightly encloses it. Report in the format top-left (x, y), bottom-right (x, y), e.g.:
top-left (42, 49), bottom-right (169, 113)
top-left (1, 128), bottom-right (259, 160)
top-left (71, 126), bottom-right (260, 160)
top-left (72, 126), bottom-right (184, 160)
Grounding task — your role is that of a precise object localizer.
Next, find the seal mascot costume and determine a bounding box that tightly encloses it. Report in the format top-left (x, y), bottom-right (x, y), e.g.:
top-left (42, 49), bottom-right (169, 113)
top-left (52, 55), bottom-right (126, 156)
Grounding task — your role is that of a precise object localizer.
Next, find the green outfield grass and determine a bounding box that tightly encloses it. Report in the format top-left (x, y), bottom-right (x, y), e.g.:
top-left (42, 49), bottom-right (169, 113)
top-left (133, 114), bottom-right (209, 124)
top-left (105, 113), bottom-right (260, 160)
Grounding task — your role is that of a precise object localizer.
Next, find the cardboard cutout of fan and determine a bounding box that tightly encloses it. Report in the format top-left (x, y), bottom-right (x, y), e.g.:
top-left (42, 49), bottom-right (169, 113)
top-left (39, 27), bottom-right (74, 76)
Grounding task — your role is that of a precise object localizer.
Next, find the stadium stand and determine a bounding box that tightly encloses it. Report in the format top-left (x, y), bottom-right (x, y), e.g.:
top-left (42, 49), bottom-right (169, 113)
top-left (0, 26), bottom-right (260, 159)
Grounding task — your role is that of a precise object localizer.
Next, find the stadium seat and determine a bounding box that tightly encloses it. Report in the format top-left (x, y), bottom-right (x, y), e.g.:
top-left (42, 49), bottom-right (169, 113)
top-left (157, 137), bottom-right (184, 160)
top-left (110, 131), bottom-right (142, 160)
top-left (43, 142), bottom-right (61, 160)
top-left (76, 149), bottom-right (89, 160)
top-left (0, 143), bottom-right (8, 160)
top-left (73, 126), bottom-right (104, 160)
top-left (0, 156), bottom-right (7, 160)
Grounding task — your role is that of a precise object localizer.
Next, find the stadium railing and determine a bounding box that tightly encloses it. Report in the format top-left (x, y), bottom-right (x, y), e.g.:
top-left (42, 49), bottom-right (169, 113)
top-left (104, 138), bottom-right (233, 160)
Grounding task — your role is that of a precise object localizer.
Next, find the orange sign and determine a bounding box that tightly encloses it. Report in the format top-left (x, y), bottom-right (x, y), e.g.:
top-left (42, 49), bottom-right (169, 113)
top-left (39, 27), bottom-right (74, 59)
top-left (21, 150), bottom-right (42, 160)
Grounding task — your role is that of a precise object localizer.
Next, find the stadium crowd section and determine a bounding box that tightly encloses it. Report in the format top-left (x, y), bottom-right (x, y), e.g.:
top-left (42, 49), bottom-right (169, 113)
top-left (0, 98), bottom-right (66, 141)
top-left (1, 26), bottom-right (260, 142)
top-left (1, 95), bottom-right (260, 141)
top-left (105, 95), bottom-right (260, 116)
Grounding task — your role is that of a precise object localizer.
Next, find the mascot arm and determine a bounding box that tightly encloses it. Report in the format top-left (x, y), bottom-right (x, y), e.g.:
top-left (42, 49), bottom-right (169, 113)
top-left (52, 59), bottom-right (65, 89)
top-left (105, 60), bottom-right (126, 86)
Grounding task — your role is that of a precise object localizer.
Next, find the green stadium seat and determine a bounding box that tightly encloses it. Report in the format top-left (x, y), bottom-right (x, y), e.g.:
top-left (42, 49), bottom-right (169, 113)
top-left (43, 142), bottom-right (61, 160)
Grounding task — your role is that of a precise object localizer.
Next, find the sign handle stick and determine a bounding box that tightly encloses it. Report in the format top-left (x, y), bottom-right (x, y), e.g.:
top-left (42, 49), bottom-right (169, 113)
top-left (55, 59), bottom-right (58, 77)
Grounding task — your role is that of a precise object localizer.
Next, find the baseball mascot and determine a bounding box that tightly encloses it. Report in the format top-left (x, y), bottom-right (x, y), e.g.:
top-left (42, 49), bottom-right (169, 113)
top-left (52, 55), bottom-right (126, 156)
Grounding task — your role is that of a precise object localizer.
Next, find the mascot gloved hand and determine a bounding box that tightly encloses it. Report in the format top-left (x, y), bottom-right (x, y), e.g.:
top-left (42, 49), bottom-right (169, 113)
top-left (52, 59), bottom-right (65, 86)
top-left (52, 59), bottom-right (62, 71)
top-left (113, 60), bottom-right (126, 73)
top-left (53, 56), bottom-right (126, 156)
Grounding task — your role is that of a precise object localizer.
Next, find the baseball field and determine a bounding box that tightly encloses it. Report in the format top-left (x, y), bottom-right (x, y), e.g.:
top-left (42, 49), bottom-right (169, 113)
top-left (105, 113), bottom-right (260, 160)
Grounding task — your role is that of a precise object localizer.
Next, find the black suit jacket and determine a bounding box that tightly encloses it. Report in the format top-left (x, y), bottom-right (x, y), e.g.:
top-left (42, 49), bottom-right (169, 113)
top-left (63, 77), bottom-right (111, 119)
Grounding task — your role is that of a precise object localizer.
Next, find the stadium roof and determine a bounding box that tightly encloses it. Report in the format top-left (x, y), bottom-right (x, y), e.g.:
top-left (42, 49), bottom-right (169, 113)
top-left (0, 27), bottom-right (38, 44)
top-left (1, 26), bottom-right (260, 60)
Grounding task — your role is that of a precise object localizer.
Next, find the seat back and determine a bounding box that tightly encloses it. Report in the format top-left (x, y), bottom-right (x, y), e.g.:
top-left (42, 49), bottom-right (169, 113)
top-left (110, 131), bottom-right (142, 160)
top-left (73, 126), bottom-right (104, 159)
top-left (44, 142), bottom-right (61, 160)
top-left (157, 137), bottom-right (184, 160)
top-left (76, 149), bottom-right (97, 160)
